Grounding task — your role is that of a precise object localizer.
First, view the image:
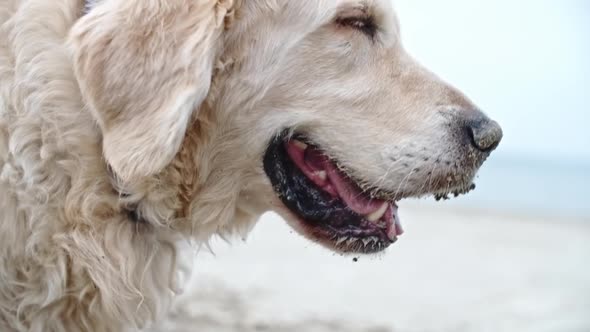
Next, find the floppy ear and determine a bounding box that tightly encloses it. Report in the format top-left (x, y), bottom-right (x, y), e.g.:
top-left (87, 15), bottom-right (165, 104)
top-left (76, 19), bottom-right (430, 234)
top-left (70, 0), bottom-right (233, 182)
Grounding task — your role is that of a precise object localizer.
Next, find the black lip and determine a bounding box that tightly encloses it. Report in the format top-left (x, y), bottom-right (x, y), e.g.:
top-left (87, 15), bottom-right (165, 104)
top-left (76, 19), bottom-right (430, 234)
top-left (263, 132), bottom-right (393, 253)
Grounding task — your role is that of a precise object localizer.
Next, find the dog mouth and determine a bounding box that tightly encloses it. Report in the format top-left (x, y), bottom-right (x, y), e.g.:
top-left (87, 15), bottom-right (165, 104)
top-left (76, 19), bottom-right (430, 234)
top-left (263, 133), bottom-right (406, 254)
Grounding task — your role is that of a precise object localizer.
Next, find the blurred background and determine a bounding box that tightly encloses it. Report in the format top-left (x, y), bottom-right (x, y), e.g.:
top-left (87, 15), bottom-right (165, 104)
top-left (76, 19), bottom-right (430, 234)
top-left (156, 1), bottom-right (590, 331)
top-left (395, 0), bottom-right (590, 220)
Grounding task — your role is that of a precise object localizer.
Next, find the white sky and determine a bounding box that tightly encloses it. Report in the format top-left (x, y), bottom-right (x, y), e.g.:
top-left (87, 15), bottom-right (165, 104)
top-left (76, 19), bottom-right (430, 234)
top-left (394, 0), bottom-right (590, 163)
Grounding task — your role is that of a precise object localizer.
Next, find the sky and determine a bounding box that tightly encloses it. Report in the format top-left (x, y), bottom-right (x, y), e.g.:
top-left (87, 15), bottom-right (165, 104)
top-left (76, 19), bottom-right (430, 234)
top-left (394, 0), bottom-right (590, 164)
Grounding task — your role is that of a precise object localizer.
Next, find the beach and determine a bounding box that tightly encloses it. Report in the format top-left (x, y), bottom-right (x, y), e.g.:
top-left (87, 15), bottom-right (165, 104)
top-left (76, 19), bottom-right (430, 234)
top-left (152, 203), bottom-right (590, 332)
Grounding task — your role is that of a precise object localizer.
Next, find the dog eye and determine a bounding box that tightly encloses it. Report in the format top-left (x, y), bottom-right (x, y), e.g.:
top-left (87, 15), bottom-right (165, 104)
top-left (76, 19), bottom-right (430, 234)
top-left (336, 16), bottom-right (377, 38)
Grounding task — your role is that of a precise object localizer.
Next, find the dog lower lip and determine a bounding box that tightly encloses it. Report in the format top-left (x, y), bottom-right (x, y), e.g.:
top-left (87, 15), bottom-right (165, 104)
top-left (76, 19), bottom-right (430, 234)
top-left (263, 132), bottom-right (401, 253)
top-left (434, 183), bottom-right (477, 201)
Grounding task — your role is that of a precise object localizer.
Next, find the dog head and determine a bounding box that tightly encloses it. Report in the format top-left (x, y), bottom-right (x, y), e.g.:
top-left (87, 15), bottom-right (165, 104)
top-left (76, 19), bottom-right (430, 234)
top-left (71, 0), bottom-right (502, 253)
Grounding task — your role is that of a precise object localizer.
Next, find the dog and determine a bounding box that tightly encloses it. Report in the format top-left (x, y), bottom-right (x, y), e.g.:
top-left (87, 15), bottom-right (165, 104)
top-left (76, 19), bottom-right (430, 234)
top-left (0, 0), bottom-right (502, 330)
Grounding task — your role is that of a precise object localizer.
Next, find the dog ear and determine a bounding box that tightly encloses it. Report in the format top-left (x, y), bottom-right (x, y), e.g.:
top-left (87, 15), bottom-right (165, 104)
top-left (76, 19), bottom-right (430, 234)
top-left (70, 1), bottom-right (233, 182)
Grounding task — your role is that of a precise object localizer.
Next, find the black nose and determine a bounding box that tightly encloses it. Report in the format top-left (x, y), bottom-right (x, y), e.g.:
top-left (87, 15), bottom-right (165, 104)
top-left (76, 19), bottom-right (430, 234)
top-left (466, 113), bottom-right (503, 152)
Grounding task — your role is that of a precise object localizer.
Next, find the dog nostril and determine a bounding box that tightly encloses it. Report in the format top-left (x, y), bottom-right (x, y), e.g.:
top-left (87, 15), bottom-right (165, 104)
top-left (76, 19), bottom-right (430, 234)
top-left (467, 116), bottom-right (503, 152)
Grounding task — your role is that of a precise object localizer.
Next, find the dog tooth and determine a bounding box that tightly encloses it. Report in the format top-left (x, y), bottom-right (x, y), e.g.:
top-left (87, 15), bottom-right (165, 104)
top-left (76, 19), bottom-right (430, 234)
top-left (292, 139), bottom-right (308, 150)
top-left (366, 202), bottom-right (389, 222)
top-left (314, 170), bottom-right (327, 181)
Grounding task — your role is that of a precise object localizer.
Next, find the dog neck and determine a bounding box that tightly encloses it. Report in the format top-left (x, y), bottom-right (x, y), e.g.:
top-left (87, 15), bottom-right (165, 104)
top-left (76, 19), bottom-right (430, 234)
top-left (105, 103), bottom-right (219, 230)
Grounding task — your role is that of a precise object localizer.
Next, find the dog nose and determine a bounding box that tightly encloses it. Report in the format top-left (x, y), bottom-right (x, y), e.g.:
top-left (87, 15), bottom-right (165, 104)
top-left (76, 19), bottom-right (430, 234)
top-left (466, 112), bottom-right (503, 152)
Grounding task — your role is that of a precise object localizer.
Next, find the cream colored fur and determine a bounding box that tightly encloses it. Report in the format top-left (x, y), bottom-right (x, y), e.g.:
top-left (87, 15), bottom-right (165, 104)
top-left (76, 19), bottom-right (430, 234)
top-left (0, 0), bottom-right (486, 331)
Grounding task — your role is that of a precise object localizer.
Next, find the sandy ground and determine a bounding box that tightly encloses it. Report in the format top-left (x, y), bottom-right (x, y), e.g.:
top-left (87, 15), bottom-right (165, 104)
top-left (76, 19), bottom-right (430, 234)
top-left (151, 203), bottom-right (590, 332)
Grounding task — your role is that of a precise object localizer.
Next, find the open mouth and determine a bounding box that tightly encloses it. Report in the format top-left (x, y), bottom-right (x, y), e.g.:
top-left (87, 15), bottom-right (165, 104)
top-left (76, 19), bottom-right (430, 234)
top-left (263, 133), bottom-right (405, 254)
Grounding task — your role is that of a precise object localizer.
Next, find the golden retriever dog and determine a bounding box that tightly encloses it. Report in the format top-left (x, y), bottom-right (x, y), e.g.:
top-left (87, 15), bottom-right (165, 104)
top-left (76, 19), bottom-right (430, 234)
top-left (0, 0), bottom-right (503, 330)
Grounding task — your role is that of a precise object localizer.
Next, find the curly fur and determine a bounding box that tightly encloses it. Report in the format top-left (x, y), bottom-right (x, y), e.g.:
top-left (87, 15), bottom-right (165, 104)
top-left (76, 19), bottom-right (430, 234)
top-left (0, 1), bottom-right (217, 330)
top-left (0, 0), bottom-right (500, 330)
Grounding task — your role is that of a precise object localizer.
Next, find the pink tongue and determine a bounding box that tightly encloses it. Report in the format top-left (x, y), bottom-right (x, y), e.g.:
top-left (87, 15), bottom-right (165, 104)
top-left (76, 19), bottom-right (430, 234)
top-left (322, 159), bottom-right (387, 215)
top-left (286, 143), bottom-right (387, 216)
